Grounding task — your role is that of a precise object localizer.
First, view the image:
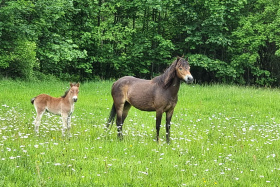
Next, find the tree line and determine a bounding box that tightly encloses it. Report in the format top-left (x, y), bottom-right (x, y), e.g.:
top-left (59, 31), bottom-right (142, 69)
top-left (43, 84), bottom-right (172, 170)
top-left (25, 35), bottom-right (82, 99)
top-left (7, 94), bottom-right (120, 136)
top-left (1, 0), bottom-right (280, 86)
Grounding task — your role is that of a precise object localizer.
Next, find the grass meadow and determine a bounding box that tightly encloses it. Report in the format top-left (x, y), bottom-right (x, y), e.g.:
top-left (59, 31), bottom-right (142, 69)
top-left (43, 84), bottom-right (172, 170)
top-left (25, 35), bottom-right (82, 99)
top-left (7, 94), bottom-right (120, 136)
top-left (0, 79), bottom-right (280, 186)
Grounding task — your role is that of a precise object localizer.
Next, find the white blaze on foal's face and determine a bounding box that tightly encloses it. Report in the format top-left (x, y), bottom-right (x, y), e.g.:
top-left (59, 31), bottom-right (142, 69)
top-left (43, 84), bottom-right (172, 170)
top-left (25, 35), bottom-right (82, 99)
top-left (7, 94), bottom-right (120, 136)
top-left (69, 83), bottom-right (80, 102)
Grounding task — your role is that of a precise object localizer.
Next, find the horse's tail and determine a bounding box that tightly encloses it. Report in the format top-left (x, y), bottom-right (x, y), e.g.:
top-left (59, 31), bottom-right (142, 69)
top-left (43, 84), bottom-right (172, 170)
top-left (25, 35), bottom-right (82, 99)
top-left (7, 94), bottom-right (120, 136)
top-left (107, 103), bottom-right (116, 129)
top-left (31, 97), bottom-right (36, 105)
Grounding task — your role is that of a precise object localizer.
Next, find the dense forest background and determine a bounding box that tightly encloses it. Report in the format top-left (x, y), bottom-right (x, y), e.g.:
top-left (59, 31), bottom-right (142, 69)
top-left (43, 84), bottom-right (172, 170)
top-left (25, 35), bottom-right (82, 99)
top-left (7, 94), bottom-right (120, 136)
top-left (0, 0), bottom-right (280, 86)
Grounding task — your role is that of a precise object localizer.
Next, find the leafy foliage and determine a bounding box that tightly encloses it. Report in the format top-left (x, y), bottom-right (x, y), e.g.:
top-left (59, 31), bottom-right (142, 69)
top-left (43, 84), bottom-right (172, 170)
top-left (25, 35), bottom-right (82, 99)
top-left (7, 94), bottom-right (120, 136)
top-left (189, 54), bottom-right (237, 83)
top-left (0, 0), bottom-right (279, 86)
top-left (228, 0), bottom-right (280, 86)
top-left (0, 0), bottom-right (37, 79)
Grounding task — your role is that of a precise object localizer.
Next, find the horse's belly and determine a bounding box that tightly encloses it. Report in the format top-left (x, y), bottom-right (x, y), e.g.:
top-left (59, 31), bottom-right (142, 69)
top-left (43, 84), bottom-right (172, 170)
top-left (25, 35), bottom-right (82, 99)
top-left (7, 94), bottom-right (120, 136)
top-left (128, 97), bottom-right (156, 111)
top-left (133, 103), bottom-right (155, 111)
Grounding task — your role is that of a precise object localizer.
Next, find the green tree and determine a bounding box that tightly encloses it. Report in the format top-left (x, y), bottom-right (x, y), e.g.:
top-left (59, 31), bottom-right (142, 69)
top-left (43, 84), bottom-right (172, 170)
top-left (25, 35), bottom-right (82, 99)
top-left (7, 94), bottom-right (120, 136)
top-left (0, 0), bottom-right (37, 79)
top-left (34, 0), bottom-right (87, 80)
top-left (230, 0), bottom-right (280, 86)
top-left (1, 0), bottom-right (280, 86)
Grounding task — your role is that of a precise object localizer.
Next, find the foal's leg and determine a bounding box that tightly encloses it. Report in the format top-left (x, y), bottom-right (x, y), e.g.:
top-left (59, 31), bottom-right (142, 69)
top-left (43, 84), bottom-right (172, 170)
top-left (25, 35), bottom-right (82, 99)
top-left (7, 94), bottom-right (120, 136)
top-left (34, 109), bottom-right (45, 134)
top-left (156, 110), bottom-right (163, 142)
top-left (165, 110), bottom-right (174, 143)
top-left (67, 115), bottom-right (72, 129)
top-left (65, 114), bottom-right (72, 137)
top-left (61, 113), bottom-right (68, 136)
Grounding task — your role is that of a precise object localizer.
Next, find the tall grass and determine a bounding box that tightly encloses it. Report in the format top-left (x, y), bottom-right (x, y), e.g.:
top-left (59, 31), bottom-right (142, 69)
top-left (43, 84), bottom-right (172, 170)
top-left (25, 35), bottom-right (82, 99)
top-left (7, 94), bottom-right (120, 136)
top-left (0, 79), bottom-right (280, 186)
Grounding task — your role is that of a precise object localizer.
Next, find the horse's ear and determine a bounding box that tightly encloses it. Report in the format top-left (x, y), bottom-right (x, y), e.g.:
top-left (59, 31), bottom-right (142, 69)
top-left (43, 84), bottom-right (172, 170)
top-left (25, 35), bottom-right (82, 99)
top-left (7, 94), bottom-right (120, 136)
top-left (76, 82), bottom-right (80, 87)
top-left (70, 83), bottom-right (73, 87)
top-left (186, 57), bottom-right (188, 61)
top-left (175, 56), bottom-right (181, 67)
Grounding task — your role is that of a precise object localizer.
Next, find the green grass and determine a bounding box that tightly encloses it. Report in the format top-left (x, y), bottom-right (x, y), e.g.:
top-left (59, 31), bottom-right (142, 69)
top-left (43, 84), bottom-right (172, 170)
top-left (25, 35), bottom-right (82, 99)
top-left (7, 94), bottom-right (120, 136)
top-left (0, 79), bottom-right (280, 186)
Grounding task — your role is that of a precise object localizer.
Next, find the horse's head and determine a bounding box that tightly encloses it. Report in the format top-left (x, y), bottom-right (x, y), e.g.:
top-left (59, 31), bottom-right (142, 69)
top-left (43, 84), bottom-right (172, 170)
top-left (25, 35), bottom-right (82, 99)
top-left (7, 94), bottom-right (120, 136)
top-left (175, 57), bottom-right (193, 83)
top-left (69, 83), bottom-right (80, 102)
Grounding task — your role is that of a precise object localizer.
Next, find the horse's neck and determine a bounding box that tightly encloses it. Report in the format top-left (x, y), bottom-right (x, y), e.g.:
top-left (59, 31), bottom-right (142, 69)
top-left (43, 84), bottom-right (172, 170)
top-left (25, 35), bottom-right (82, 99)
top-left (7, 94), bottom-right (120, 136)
top-left (169, 76), bottom-right (181, 95)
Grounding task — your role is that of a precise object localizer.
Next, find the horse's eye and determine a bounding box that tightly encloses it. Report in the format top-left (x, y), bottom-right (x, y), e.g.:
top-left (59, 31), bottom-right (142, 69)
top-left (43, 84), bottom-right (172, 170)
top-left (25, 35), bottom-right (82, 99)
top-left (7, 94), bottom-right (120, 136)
top-left (179, 67), bottom-right (183, 71)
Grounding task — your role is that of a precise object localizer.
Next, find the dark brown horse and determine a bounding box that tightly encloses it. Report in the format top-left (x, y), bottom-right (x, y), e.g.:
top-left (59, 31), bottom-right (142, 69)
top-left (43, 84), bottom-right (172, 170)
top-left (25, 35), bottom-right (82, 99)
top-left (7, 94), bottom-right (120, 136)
top-left (107, 57), bottom-right (193, 142)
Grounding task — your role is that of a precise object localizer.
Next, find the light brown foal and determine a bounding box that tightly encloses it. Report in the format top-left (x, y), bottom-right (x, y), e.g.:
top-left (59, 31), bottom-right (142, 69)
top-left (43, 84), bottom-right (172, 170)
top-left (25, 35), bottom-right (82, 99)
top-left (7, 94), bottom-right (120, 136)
top-left (31, 83), bottom-right (80, 136)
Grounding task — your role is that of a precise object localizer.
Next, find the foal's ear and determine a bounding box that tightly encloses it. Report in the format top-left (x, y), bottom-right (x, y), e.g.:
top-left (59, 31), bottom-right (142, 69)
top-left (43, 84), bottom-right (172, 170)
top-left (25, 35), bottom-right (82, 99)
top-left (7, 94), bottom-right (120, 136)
top-left (70, 82), bottom-right (80, 87)
top-left (185, 57), bottom-right (188, 61)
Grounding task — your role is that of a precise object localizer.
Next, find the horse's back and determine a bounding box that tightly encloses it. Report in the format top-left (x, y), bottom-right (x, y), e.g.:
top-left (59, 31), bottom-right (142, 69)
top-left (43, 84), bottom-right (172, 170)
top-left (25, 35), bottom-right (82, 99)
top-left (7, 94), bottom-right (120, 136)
top-left (112, 76), bottom-right (159, 111)
top-left (113, 76), bottom-right (146, 85)
top-left (112, 76), bottom-right (152, 93)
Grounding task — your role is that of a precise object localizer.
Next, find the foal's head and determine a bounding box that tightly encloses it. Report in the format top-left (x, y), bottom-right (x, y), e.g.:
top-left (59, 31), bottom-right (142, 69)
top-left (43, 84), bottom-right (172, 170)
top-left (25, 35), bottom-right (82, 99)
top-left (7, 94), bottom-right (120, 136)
top-left (175, 57), bottom-right (193, 83)
top-left (69, 83), bottom-right (80, 102)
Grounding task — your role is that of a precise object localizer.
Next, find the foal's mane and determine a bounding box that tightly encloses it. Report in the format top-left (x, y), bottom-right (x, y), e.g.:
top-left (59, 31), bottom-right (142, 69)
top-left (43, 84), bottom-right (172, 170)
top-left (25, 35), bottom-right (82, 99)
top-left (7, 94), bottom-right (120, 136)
top-left (152, 57), bottom-right (183, 89)
top-left (61, 89), bottom-right (70, 98)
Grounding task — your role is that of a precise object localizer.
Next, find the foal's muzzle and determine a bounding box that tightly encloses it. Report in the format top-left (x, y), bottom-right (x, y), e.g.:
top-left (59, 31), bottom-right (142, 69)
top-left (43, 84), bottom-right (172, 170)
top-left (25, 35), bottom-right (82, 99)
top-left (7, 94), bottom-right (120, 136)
top-left (73, 96), bottom-right (78, 102)
top-left (184, 75), bottom-right (194, 83)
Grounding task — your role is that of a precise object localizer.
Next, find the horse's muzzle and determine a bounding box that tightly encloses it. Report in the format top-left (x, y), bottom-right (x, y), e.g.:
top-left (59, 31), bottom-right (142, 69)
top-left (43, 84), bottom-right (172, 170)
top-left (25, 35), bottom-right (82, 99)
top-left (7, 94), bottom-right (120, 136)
top-left (184, 75), bottom-right (194, 83)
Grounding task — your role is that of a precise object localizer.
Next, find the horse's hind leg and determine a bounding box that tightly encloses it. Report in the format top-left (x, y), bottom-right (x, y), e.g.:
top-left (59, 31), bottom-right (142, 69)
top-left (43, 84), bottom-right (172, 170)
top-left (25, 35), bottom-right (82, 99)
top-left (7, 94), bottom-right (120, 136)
top-left (114, 102), bottom-right (131, 140)
top-left (122, 102), bottom-right (131, 124)
top-left (115, 102), bottom-right (125, 139)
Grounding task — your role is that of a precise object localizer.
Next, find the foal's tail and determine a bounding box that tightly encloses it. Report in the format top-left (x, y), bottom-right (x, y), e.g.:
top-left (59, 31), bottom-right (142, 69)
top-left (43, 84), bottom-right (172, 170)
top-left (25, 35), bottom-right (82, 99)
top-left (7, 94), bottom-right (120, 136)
top-left (106, 103), bottom-right (116, 130)
top-left (31, 97), bottom-right (36, 105)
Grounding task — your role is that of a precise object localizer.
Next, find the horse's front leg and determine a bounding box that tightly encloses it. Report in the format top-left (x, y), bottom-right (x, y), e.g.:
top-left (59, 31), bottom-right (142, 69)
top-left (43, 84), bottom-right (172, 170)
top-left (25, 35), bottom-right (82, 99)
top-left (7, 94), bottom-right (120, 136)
top-left (156, 110), bottom-right (163, 142)
top-left (166, 110), bottom-right (174, 143)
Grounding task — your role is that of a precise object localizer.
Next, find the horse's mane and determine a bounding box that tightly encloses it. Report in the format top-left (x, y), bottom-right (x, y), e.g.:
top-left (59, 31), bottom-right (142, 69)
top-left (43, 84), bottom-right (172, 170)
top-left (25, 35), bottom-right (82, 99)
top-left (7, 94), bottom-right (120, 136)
top-left (152, 57), bottom-right (182, 89)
